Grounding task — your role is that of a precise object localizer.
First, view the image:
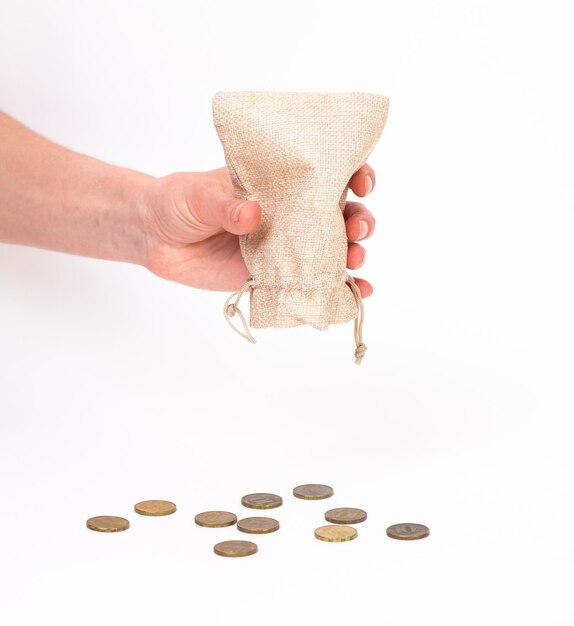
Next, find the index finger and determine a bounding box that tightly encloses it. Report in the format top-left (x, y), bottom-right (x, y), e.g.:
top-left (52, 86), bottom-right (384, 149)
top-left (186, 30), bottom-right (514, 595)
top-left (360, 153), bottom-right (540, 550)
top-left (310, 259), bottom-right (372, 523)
top-left (349, 163), bottom-right (376, 197)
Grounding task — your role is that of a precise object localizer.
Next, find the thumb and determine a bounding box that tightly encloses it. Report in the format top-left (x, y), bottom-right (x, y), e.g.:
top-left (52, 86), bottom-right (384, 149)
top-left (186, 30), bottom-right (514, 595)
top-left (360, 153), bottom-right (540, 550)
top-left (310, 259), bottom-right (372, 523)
top-left (219, 198), bottom-right (261, 236)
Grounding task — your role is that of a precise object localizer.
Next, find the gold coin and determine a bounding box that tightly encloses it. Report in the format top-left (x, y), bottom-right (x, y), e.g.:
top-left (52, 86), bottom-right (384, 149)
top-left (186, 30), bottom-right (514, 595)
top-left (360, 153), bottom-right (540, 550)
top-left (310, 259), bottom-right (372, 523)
top-left (293, 484), bottom-right (334, 500)
top-left (195, 511), bottom-right (237, 528)
top-left (241, 493), bottom-right (283, 509)
top-left (237, 517), bottom-right (280, 534)
top-left (324, 507), bottom-right (367, 524)
top-left (314, 525), bottom-right (358, 542)
top-left (386, 523), bottom-right (430, 540)
top-left (214, 540), bottom-right (258, 557)
top-left (86, 516), bottom-right (130, 533)
top-left (134, 500), bottom-right (177, 516)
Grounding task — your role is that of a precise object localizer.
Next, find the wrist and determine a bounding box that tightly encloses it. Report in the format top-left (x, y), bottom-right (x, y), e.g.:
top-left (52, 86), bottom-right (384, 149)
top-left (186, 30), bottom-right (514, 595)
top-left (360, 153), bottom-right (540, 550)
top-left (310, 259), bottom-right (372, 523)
top-left (65, 162), bottom-right (157, 267)
top-left (109, 167), bottom-right (156, 267)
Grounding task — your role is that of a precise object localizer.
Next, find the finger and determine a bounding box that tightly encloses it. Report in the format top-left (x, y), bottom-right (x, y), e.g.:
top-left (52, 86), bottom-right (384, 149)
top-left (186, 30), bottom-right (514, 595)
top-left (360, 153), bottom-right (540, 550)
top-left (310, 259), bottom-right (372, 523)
top-left (349, 163), bottom-right (376, 197)
top-left (221, 198), bottom-right (261, 236)
top-left (352, 277), bottom-right (373, 298)
top-left (347, 242), bottom-right (366, 270)
top-left (187, 171), bottom-right (262, 237)
top-left (344, 202), bottom-right (375, 241)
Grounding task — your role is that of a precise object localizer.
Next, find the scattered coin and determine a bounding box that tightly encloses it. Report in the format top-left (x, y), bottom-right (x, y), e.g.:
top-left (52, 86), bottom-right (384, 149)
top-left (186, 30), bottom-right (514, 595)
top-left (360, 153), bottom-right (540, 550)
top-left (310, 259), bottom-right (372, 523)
top-left (214, 540), bottom-right (258, 557)
top-left (293, 484), bottom-right (334, 500)
top-left (134, 500), bottom-right (177, 516)
top-left (237, 517), bottom-right (280, 534)
top-left (325, 507), bottom-right (367, 524)
top-left (241, 493), bottom-right (283, 509)
top-left (86, 516), bottom-right (130, 533)
top-left (386, 523), bottom-right (430, 540)
top-left (314, 525), bottom-right (358, 542)
top-left (195, 511), bottom-right (237, 528)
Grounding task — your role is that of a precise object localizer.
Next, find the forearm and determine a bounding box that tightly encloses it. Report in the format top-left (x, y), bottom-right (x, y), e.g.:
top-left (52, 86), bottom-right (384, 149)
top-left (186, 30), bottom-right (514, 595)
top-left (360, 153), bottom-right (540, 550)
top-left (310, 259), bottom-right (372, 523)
top-left (0, 112), bottom-right (152, 264)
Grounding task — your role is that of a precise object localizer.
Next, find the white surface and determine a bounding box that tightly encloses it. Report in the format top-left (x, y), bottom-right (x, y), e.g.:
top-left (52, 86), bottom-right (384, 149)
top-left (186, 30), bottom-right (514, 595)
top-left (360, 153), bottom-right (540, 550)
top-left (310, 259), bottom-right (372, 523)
top-left (1, 1), bottom-right (573, 624)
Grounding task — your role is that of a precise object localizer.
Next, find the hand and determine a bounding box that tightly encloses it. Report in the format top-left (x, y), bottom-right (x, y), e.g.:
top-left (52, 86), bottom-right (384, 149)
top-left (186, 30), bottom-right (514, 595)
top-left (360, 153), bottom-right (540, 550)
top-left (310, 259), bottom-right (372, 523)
top-left (0, 112), bottom-right (377, 296)
top-left (141, 165), bottom-right (377, 297)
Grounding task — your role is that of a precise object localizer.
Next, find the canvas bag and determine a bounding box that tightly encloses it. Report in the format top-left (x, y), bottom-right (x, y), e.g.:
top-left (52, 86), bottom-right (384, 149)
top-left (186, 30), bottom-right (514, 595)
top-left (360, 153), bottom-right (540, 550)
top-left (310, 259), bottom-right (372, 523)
top-left (213, 91), bottom-right (389, 363)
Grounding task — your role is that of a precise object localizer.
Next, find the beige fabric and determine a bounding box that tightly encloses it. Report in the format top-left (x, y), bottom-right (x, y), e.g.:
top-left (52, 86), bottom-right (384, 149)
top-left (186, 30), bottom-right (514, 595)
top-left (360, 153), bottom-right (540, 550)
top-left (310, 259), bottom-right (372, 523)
top-left (213, 91), bottom-right (389, 333)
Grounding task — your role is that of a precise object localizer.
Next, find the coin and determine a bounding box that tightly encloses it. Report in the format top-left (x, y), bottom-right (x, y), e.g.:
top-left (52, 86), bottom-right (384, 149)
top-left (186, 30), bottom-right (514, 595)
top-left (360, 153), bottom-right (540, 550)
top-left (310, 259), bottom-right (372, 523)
top-left (214, 540), bottom-right (258, 557)
top-left (195, 511), bottom-right (237, 528)
top-left (314, 525), bottom-right (358, 542)
top-left (134, 500), bottom-right (177, 516)
top-left (293, 484), bottom-right (334, 500)
top-left (237, 517), bottom-right (280, 534)
top-left (386, 523), bottom-right (430, 540)
top-left (324, 507), bottom-right (367, 524)
top-left (241, 493), bottom-right (283, 509)
top-left (86, 516), bottom-right (130, 533)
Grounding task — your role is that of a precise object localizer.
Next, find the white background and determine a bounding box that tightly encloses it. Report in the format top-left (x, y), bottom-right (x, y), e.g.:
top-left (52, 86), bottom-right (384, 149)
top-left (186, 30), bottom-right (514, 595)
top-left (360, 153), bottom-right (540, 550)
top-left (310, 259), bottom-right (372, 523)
top-left (1, 1), bottom-right (573, 624)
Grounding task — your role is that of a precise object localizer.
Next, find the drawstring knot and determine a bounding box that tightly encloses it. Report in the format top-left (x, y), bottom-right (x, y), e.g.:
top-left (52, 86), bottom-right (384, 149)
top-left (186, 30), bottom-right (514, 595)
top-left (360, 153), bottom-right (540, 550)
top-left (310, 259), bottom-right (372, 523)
top-left (223, 278), bottom-right (256, 344)
top-left (354, 342), bottom-right (367, 365)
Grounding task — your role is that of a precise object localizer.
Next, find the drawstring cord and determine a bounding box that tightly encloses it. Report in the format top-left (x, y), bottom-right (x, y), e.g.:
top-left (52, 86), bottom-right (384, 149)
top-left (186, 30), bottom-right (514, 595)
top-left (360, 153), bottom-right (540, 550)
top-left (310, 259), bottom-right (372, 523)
top-left (346, 275), bottom-right (367, 365)
top-left (223, 278), bottom-right (256, 344)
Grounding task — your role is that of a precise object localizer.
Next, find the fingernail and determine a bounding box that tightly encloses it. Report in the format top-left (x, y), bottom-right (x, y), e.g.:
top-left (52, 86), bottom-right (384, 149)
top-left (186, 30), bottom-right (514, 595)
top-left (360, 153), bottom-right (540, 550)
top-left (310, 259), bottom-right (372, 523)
top-left (232, 201), bottom-right (248, 223)
top-left (357, 248), bottom-right (366, 268)
top-left (364, 175), bottom-right (373, 195)
top-left (358, 220), bottom-right (369, 240)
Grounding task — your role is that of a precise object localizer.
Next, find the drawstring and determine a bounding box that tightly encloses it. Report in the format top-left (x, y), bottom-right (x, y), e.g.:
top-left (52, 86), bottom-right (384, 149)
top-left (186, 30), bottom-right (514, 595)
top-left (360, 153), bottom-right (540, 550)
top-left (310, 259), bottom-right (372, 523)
top-left (346, 275), bottom-right (367, 365)
top-left (223, 278), bottom-right (256, 344)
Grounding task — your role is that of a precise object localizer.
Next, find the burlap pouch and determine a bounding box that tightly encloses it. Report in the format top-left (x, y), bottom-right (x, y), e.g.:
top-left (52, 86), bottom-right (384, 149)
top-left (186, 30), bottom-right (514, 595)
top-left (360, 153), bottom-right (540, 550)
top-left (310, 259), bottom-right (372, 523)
top-left (213, 91), bottom-right (389, 363)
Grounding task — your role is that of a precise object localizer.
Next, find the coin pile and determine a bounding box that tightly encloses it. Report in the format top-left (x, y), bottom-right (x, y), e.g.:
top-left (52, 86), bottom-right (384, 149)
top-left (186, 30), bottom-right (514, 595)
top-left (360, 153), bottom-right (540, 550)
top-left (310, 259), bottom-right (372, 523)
top-left (86, 486), bottom-right (429, 556)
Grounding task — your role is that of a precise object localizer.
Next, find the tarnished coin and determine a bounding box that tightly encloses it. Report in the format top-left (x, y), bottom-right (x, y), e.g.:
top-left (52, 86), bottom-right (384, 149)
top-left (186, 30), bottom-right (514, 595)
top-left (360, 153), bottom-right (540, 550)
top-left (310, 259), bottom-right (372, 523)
top-left (134, 500), bottom-right (177, 516)
top-left (314, 525), bottom-right (358, 542)
top-left (86, 516), bottom-right (130, 533)
top-left (214, 540), bottom-right (258, 557)
top-left (293, 484), bottom-right (334, 500)
top-left (241, 493), bottom-right (283, 509)
top-left (325, 507), bottom-right (367, 524)
top-left (237, 517), bottom-right (280, 534)
top-left (386, 523), bottom-right (430, 540)
top-left (195, 511), bottom-right (237, 528)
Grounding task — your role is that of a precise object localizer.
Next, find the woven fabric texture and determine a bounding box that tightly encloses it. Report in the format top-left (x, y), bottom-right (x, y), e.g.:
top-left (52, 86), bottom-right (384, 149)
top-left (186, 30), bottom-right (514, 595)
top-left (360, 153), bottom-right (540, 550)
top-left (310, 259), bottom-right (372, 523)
top-left (213, 91), bottom-right (389, 330)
